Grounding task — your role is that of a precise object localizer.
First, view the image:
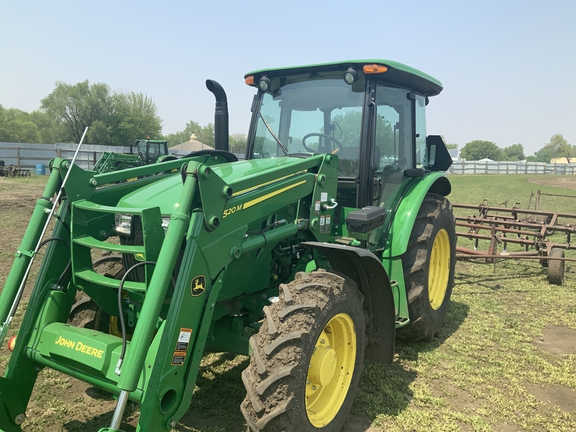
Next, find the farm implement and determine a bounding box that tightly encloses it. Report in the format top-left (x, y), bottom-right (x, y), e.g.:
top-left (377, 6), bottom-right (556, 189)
top-left (454, 190), bottom-right (576, 285)
top-left (0, 60), bottom-right (456, 431)
top-left (0, 163), bottom-right (30, 177)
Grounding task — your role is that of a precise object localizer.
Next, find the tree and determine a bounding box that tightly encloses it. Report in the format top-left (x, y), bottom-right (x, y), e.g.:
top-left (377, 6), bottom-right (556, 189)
top-left (164, 120), bottom-right (216, 148)
top-left (230, 133), bottom-right (247, 154)
top-left (40, 80), bottom-right (162, 145)
top-left (439, 136), bottom-right (458, 150)
top-left (530, 134), bottom-right (575, 163)
top-left (29, 110), bottom-right (61, 143)
top-left (502, 143), bottom-right (525, 161)
top-left (0, 105), bottom-right (40, 143)
top-left (460, 140), bottom-right (503, 161)
top-left (40, 80), bottom-right (112, 143)
top-left (531, 146), bottom-right (554, 163)
top-left (109, 92), bottom-right (162, 146)
top-left (547, 133), bottom-right (574, 163)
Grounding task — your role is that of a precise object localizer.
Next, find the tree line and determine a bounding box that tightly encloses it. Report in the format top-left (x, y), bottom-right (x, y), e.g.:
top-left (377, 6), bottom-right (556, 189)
top-left (0, 80), bottom-right (247, 152)
top-left (455, 134), bottom-right (573, 163)
top-left (1, 79), bottom-right (569, 162)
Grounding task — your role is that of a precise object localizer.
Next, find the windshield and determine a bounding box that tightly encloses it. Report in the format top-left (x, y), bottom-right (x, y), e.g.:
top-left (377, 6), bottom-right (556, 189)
top-left (252, 76), bottom-right (365, 177)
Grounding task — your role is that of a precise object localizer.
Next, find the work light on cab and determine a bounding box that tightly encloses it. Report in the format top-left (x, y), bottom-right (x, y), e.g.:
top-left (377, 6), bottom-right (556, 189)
top-left (258, 76), bottom-right (271, 92)
top-left (343, 68), bottom-right (358, 85)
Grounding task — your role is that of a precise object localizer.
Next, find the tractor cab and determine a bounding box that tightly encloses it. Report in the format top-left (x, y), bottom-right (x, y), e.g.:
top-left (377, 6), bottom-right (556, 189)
top-left (244, 60), bottom-right (452, 231)
top-left (130, 139), bottom-right (169, 164)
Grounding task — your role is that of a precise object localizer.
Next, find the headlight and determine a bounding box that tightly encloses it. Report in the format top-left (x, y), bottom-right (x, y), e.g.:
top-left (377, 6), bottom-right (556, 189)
top-left (161, 216), bottom-right (170, 234)
top-left (115, 214), bottom-right (133, 236)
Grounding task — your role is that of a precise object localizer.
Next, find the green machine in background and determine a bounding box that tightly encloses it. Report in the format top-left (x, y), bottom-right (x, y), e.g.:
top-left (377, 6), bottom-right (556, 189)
top-left (0, 59), bottom-right (455, 432)
top-left (92, 139), bottom-right (174, 174)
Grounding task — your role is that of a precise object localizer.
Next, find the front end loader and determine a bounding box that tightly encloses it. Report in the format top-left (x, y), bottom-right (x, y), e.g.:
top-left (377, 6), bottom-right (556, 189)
top-left (0, 60), bottom-right (455, 431)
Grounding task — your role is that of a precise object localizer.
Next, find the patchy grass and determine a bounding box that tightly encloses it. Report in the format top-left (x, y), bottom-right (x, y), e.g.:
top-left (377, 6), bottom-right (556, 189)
top-left (355, 258), bottom-right (576, 432)
top-left (1, 174), bottom-right (576, 431)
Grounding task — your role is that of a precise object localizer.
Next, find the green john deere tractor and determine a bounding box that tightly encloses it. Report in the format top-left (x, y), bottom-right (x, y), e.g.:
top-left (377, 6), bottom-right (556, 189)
top-left (0, 59), bottom-right (455, 432)
top-left (92, 139), bottom-right (174, 174)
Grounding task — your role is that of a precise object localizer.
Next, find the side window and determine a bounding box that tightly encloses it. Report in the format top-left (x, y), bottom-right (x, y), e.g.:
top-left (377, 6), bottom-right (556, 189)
top-left (415, 95), bottom-right (427, 168)
top-left (253, 97), bottom-right (282, 157)
top-left (374, 86), bottom-right (413, 170)
top-left (149, 144), bottom-right (160, 161)
top-left (374, 85), bottom-right (414, 209)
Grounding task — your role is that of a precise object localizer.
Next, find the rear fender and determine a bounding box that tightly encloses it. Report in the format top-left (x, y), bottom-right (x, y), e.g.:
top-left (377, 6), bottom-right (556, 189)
top-left (301, 242), bottom-right (395, 364)
top-left (383, 173), bottom-right (451, 258)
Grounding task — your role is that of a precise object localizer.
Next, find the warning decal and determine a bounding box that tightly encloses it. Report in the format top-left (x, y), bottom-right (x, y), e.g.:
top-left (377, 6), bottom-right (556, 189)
top-left (176, 328), bottom-right (193, 351)
top-left (171, 352), bottom-right (186, 366)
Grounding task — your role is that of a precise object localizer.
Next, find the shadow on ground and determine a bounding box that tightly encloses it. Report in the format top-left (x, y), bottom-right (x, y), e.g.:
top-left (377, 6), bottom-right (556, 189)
top-left (344, 300), bottom-right (469, 431)
top-left (63, 303), bottom-right (469, 432)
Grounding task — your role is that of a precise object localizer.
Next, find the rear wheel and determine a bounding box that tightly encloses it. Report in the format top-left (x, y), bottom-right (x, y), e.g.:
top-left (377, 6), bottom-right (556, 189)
top-left (397, 193), bottom-right (456, 342)
top-left (548, 247), bottom-right (565, 285)
top-left (241, 270), bottom-right (366, 431)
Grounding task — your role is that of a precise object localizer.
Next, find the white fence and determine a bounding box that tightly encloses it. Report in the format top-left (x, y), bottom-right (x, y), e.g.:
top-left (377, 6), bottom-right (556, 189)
top-left (1, 143), bottom-right (574, 176)
top-left (0, 142), bottom-right (190, 172)
top-left (448, 160), bottom-right (576, 175)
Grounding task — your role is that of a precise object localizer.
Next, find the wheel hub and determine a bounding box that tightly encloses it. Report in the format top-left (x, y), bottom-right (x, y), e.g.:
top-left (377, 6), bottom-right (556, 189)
top-left (309, 345), bottom-right (337, 386)
top-left (306, 313), bottom-right (357, 427)
top-left (429, 228), bottom-right (450, 310)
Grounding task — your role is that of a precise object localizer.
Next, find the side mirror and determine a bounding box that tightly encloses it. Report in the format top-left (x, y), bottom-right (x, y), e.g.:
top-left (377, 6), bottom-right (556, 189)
top-left (426, 135), bottom-right (452, 172)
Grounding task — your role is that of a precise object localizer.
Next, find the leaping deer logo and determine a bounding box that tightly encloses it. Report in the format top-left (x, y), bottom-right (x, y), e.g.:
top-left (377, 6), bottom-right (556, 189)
top-left (191, 275), bottom-right (206, 296)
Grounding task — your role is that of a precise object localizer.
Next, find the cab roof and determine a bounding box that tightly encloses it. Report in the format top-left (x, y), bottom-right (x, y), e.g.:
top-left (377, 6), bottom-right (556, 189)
top-left (245, 59), bottom-right (443, 97)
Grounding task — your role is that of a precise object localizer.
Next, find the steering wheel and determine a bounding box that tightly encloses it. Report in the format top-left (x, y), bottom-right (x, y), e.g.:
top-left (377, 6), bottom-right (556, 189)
top-left (301, 133), bottom-right (343, 153)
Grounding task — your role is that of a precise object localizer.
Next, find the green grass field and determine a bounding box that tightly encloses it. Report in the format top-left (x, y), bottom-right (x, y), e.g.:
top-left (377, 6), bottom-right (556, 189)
top-left (356, 175), bottom-right (576, 431)
top-left (1, 173), bottom-right (576, 431)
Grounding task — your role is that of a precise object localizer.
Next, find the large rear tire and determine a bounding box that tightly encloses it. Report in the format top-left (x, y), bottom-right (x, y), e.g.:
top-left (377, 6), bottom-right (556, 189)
top-left (397, 193), bottom-right (456, 342)
top-left (241, 270), bottom-right (366, 431)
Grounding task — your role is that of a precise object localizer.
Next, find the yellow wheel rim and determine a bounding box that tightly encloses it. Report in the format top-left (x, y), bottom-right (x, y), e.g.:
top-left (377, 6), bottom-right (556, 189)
top-left (306, 313), bottom-right (357, 427)
top-left (429, 228), bottom-right (451, 310)
top-left (109, 316), bottom-right (123, 337)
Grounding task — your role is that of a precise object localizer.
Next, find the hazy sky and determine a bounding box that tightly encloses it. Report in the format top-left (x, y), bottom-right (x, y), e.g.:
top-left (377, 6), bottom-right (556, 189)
top-left (1, 0), bottom-right (574, 156)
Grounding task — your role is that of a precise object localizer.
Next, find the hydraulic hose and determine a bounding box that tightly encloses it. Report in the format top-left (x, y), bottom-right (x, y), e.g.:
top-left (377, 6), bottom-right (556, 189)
top-left (115, 260), bottom-right (156, 376)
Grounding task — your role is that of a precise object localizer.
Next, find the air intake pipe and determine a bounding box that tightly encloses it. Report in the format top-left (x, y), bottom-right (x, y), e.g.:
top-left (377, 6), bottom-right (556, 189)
top-left (206, 79), bottom-right (229, 152)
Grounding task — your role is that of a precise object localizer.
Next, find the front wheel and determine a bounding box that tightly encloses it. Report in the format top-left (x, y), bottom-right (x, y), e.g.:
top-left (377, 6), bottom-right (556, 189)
top-left (397, 193), bottom-right (456, 342)
top-left (241, 270), bottom-right (366, 431)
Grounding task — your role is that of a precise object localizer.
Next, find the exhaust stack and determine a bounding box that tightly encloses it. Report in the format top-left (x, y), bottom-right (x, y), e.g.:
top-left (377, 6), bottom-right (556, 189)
top-left (206, 80), bottom-right (229, 152)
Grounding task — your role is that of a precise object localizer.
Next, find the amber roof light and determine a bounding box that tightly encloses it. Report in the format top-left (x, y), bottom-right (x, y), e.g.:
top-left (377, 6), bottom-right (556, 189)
top-left (363, 64), bottom-right (388, 74)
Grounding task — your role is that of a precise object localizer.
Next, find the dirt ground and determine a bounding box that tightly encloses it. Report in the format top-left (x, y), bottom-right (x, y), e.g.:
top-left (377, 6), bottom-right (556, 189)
top-left (528, 175), bottom-right (576, 191)
top-left (0, 176), bottom-right (377, 432)
top-left (1, 175), bottom-right (575, 432)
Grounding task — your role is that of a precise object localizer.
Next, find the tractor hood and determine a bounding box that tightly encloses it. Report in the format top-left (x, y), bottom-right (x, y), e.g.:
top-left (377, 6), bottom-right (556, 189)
top-left (116, 157), bottom-right (312, 215)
